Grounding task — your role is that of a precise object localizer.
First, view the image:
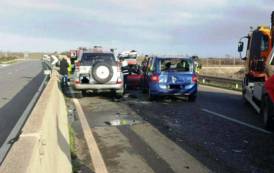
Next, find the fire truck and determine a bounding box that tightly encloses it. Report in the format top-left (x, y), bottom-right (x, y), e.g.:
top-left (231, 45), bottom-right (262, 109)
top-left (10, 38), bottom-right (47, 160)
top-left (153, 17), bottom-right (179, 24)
top-left (238, 11), bottom-right (274, 129)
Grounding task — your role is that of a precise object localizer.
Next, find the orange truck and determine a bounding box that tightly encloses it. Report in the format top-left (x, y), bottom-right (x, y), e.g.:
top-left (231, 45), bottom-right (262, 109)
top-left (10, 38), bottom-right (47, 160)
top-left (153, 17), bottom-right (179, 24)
top-left (238, 11), bottom-right (274, 129)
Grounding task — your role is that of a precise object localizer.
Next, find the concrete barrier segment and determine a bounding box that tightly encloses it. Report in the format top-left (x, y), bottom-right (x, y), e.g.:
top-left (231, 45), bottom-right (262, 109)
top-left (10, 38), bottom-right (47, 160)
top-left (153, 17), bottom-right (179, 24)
top-left (0, 70), bottom-right (72, 173)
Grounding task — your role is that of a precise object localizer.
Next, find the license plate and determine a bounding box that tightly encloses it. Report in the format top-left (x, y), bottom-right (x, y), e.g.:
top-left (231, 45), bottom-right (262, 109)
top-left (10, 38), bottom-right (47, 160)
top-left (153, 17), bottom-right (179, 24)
top-left (169, 85), bottom-right (181, 89)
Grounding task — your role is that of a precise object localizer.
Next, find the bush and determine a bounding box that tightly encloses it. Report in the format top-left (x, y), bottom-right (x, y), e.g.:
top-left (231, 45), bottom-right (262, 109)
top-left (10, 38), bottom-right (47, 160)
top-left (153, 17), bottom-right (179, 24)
top-left (0, 56), bottom-right (17, 63)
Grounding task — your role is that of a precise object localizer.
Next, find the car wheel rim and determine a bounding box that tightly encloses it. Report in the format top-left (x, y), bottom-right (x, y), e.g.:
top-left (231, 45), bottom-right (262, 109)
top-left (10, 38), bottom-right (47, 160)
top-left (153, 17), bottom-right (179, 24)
top-left (96, 66), bottom-right (110, 79)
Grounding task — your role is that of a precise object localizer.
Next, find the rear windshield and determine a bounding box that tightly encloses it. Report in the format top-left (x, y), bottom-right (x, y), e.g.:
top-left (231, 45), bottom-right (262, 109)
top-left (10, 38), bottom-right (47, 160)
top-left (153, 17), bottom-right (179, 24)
top-left (160, 58), bottom-right (193, 72)
top-left (81, 53), bottom-right (115, 65)
top-left (120, 55), bottom-right (137, 60)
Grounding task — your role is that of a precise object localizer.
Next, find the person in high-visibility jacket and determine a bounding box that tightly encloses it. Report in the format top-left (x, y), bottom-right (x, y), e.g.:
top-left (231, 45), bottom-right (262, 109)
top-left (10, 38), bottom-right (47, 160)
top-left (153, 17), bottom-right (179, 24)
top-left (194, 61), bottom-right (200, 74)
top-left (63, 55), bottom-right (72, 76)
top-left (68, 62), bottom-right (72, 76)
top-left (192, 56), bottom-right (201, 74)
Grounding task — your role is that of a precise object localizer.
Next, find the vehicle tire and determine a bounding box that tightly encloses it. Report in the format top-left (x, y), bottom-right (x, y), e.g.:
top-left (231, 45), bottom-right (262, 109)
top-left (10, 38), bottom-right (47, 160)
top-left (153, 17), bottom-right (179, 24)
top-left (242, 88), bottom-right (247, 104)
top-left (75, 90), bottom-right (83, 98)
top-left (142, 83), bottom-right (148, 93)
top-left (188, 93), bottom-right (197, 102)
top-left (262, 96), bottom-right (274, 130)
top-left (124, 82), bottom-right (128, 91)
top-left (92, 62), bottom-right (113, 84)
top-left (81, 90), bottom-right (87, 97)
top-left (115, 87), bottom-right (124, 99)
top-left (124, 75), bottom-right (129, 91)
top-left (142, 88), bottom-right (148, 94)
top-left (148, 89), bottom-right (157, 101)
top-left (242, 77), bottom-right (248, 103)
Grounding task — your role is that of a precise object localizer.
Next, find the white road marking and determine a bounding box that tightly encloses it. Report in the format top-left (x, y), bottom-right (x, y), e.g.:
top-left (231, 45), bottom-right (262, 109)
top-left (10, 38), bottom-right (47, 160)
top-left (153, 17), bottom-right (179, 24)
top-left (0, 64), bottom-right (10, 69)
top-left (200, 85), bottom-right (241, 95)
top-left (202, 108), bottom-right (272, 134)
top-left (73, 98), bottom-right (109, 173)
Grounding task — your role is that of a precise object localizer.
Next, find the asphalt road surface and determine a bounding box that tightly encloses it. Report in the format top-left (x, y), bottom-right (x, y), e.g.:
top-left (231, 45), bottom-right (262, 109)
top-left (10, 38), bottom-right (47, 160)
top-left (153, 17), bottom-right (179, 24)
top-left (0, 60), bottom-right (43, 147)
top-left (68, 85), bottom-right (274, 173)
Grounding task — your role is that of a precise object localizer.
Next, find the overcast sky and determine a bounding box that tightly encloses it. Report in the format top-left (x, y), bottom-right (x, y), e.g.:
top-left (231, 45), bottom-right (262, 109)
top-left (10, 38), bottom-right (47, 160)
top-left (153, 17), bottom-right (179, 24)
top-left (0, 0), bottom-right (273, 57)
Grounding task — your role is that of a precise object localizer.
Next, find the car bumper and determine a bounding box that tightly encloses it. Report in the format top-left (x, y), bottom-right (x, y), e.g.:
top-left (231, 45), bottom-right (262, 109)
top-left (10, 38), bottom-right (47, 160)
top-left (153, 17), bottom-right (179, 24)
top-left (73, 83), bottom-right (123, 90)
top-left (150, 83), bottom-right (197, 96)
top-left (125, 74), bottom-right (144, 87)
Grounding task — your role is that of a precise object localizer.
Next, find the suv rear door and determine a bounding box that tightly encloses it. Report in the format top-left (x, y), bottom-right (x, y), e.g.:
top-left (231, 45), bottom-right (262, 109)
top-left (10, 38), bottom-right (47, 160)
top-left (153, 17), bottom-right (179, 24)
top-left (78, 53), bottom-right (119, 84)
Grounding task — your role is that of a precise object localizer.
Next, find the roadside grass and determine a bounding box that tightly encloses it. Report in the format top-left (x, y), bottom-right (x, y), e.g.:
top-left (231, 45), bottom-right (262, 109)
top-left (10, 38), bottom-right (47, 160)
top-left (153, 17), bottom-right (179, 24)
top-left (199, 82), bottom-right (242, 92)
top-left (65, 95), bottom-right (81, 173)
top-left (69, 125), bottom-right (82, 173)
top-left (0, 56), bottom-right (17, 64)
top-left (65, 95), bottom-right (91, 173)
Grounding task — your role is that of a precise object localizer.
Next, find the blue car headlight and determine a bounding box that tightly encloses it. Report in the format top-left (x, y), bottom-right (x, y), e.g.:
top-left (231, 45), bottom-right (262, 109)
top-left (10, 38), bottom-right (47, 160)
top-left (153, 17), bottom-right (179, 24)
top-left (159, 84), bottom-right (167, 89)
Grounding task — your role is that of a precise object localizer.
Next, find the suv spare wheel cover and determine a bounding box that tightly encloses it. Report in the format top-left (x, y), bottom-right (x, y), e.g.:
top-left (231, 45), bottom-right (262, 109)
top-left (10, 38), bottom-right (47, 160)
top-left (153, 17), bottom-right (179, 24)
top-left (92, 62), bottom-right (114, 84)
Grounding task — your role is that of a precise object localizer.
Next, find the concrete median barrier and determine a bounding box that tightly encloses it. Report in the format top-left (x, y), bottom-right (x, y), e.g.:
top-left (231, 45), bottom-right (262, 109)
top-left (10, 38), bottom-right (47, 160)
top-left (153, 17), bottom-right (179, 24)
top-left (0, 71), bottom-right (72, 173)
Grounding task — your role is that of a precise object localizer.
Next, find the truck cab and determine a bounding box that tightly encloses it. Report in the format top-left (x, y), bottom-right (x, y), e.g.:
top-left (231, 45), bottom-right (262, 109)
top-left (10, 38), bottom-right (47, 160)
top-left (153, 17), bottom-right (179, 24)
top-left (238, 11), bottom-right (274, 130)
top-left (238, 26), bottom-right (272, 82)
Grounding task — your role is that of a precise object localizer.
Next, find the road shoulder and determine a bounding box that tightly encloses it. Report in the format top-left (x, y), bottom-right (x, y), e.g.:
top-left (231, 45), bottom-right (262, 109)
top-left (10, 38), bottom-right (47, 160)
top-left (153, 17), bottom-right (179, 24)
top-left (71, 94), bottom-right (211, 173)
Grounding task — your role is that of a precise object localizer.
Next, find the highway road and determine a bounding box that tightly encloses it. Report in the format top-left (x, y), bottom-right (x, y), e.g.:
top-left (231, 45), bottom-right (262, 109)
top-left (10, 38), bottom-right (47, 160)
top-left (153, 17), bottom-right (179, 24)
top-left (0, 61), bottom-right (43, 148)
top-left (67, 85), bottom-right (274, 173)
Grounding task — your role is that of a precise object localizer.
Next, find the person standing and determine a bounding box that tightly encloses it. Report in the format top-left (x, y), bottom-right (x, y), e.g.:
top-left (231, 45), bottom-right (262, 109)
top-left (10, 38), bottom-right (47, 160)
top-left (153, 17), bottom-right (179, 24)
top-left (192, 56), bottom-right (201, 74)
top-left (60, 56), bottom-right (69, 87)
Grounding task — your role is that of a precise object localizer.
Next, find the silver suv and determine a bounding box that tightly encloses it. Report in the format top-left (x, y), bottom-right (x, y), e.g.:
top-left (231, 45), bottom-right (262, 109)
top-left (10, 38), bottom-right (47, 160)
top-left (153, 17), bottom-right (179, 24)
top-left (71, 48), bottom-right (124, 97)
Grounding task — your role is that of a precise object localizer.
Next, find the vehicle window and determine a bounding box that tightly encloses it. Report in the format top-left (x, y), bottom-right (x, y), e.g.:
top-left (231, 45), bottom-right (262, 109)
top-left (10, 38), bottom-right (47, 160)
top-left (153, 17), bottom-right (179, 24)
top-left (160, 58), bottom-right (193, 72)
top-left (120, 55), bottom-right (137, 60)
top-left (270, 52), bottom-right (274, 65)
top-left (81, 53), bottom-right (115, 65)
top-left (247, 36), bottom-right (251, 51)
top-left (147, 58), bottom-right (154, 72)
top-left (260, 34), bottom-right (269, 51)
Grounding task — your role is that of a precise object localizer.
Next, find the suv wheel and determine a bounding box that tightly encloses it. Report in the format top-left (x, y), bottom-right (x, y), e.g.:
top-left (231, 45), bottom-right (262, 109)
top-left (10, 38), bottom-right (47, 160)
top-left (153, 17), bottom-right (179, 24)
top-left (92, 62), bottom-right (113, 84)
top-left (81, 90), bottom-right (87, 97)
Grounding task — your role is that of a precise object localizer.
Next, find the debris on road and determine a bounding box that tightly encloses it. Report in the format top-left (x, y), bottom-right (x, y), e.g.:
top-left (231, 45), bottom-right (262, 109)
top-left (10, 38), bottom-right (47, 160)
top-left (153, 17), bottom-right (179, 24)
top-left (105, 119), bottom-right (141, 126)
top-left (243, 140), bottom-right (249, 144)
top-left (232, 149), bottom-right (243, 153)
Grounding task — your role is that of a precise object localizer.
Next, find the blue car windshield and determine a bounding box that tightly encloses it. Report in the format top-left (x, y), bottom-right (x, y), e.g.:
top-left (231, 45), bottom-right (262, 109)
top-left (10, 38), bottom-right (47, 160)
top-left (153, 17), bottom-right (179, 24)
top-left (160, 58), bottom-right (193, 72)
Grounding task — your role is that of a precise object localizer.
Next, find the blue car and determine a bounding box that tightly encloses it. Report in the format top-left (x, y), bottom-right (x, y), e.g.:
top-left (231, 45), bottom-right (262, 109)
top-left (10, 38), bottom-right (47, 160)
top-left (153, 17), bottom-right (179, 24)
top-left (143, 57), bottom-right (198, 101)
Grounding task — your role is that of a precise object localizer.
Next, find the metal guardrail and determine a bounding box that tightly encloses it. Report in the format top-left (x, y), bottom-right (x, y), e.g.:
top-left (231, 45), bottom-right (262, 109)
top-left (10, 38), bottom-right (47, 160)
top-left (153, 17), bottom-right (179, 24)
top-left (198, 75), bottom-right (243, 91)
top-left (42, 59), bottom-right (53, 74)
top-left (0, 60), bottom-right (52, 165)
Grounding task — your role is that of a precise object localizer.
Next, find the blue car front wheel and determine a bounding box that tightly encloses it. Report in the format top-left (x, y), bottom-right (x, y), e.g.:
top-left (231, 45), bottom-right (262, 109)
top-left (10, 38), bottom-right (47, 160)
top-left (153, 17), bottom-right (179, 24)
top-left (188, 92), bottom-right (197, 102)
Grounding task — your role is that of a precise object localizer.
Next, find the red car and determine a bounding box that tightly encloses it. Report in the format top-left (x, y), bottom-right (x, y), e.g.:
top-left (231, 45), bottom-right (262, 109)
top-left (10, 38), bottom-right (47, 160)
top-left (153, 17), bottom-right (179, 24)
top-left (123, 64), bottom-right (144, 89)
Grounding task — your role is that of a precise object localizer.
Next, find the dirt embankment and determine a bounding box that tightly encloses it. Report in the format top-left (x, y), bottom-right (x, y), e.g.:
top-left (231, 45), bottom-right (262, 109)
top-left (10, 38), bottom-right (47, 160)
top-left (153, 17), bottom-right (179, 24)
top-left (200, 66), bottom-right (245, 79)
top-left (0, 56), bottom-right (17, 63)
